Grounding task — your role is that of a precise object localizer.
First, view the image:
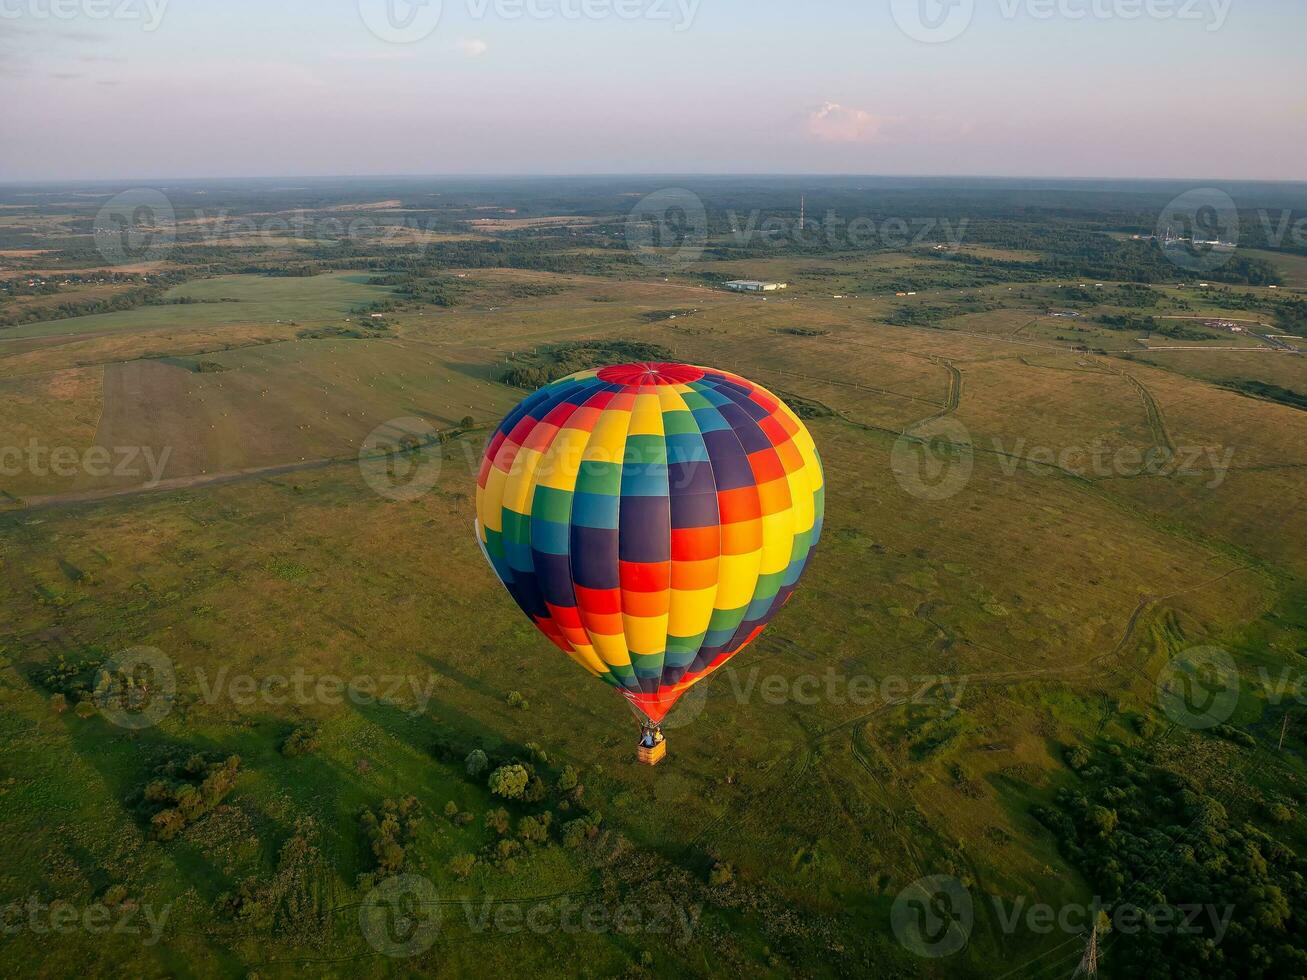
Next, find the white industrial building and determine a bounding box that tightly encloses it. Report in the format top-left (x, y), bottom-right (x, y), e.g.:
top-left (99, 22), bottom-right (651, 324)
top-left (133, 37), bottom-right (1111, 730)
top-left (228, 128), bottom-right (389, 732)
top-left (725, 279), bottom-right (789, 293)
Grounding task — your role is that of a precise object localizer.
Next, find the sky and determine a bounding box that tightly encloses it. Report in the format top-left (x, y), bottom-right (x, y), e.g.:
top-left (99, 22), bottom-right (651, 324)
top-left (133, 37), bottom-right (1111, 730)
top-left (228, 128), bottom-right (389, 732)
top-left (0, 0), bottom-right (1303, 181)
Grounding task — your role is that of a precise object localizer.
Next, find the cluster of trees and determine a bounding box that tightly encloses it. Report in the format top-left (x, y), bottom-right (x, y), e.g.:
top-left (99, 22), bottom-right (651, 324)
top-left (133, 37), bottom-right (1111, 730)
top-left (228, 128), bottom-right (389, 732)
top-left (432, 735), bottom-right (603, 882)
top-left (296, 323), bottom-right (389, 341)
top-left (1032, 741), bottom-right (1307, 977)
top-left (499, 340), bottom-right (673, 390)
top-left (364, 273), bottom-right (466, 307)
top-left (137, 754), bottom-right (242, 841)
top-left (360, 796), bottom-right (424, 877)
top-left (887, 304), bottom-right (952, 327)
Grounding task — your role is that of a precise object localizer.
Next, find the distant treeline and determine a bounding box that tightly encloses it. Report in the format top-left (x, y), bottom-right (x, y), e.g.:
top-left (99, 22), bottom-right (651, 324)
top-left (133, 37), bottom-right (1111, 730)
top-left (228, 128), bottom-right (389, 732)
top-left (1220, 379), bottom-right (1307, 411)
top-left (0, 282), bottom-right (172, 327)
top-left (500, 340), bottom-right (673, 390)
top-left (942, 238), bottom-right (1280, 287)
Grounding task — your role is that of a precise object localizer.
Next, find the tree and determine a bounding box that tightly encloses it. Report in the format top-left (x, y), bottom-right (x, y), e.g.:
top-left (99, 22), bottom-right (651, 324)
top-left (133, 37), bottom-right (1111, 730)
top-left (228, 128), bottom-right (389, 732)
top-left (460, 416), bottom-right (475, 429)
top-left (488, 764), bottom-right (529, 800)
top-left (465, 749), bottom-right (488, 778)
top-left (485, 807), bottom-right (511, 835)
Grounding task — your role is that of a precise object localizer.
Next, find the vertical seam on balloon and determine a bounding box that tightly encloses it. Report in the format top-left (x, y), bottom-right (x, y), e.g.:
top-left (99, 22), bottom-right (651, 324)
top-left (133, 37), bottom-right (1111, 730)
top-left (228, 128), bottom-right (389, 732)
top-left (648, 385), bottom-right (680, 698)
top-left (526, 382), bottom-right (610, 660)
top-left (701, 377), bottom-right (800, 645)
top-left (495, 378), bottom-right (602, 657)
top-left (573, 385), bottom-right (636, 688)
top-left (691, 377), bottom-right (761, 676)
top-left (697, 377), bottom-right (770, 659)
top-left (663, 382), bottom-right (719, 697)
top-left (568, 383), bottom-right (619, 674)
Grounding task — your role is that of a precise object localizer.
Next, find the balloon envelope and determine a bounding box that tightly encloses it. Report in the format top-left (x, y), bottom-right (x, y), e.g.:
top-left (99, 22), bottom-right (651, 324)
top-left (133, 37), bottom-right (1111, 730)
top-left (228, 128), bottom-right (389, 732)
top-left (476, 362), bottom-right (824, 723)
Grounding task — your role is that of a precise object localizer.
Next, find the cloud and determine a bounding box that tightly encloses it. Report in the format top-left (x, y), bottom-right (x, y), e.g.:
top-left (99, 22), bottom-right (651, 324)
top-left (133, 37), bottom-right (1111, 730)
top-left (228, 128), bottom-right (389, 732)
top-left (807, 102), bottom-right (886, 143)
top-left (458, 38), bottom-right (489, 58)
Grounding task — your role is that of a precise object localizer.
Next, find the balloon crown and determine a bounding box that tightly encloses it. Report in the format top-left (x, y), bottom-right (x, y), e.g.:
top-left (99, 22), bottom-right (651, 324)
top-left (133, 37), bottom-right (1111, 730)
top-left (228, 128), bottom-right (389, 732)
top-left (596, 362), bottom-right (706, 386)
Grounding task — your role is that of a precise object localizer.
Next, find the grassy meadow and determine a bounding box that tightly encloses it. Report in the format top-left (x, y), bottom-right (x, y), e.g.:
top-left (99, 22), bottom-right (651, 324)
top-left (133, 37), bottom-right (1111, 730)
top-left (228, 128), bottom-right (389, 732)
top-left (2, 181), bottom-right (1307, 978)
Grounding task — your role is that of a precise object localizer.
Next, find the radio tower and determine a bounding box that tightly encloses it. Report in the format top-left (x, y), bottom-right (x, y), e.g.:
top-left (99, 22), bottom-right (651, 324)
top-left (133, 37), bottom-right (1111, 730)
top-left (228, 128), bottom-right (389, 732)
top-left (799, 194), bottom-right (805, 231)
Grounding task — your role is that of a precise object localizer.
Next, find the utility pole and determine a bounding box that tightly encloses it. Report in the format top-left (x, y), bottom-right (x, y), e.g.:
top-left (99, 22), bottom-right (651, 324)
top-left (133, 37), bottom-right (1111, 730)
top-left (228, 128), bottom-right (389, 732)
top-left (1073, 923), bottom-right (1099, 978)
top-left (1279, 711), bottom-right (1292, 750)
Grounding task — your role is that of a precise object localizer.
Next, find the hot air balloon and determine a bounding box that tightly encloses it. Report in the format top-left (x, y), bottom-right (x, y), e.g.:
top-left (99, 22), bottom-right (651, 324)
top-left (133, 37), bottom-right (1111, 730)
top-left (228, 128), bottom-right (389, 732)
top-left (475, 362), bottom-right (824, 764)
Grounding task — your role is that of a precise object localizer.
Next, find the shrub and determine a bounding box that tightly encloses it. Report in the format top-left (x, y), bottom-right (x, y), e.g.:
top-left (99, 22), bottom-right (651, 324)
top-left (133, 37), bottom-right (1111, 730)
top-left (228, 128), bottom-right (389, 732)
top-left (522, 775), bottom-right (548, 803)
top-left (280, 723), bottom-right (321, 757)
top-left (524, 742), bottom-right (549, 764)
top-left (517, 816), bottom-right (549, 845)
top-left (485, 808), bottom-right (511, 836)
top-left (449, 853), bottom-right (477, 880)
top-left (709, 863), bottom-right (734, 887)
top-left (1065, 746), bottom-right (1092, 771)
top-left (556, 765), bottom-right (579, 793)
top-left (561, 811), bottom-right (603, 848)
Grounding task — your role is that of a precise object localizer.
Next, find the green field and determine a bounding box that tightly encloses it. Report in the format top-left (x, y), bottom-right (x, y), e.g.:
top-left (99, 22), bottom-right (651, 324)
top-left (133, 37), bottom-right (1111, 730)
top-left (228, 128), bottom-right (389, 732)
top-left (3, 181), bottom-right (1307, 979)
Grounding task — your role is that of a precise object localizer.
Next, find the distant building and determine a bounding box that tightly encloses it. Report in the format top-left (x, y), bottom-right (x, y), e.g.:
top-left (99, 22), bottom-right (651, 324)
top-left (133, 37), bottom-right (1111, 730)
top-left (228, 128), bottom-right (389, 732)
top-left (725, 279), bottom-right (788, 292)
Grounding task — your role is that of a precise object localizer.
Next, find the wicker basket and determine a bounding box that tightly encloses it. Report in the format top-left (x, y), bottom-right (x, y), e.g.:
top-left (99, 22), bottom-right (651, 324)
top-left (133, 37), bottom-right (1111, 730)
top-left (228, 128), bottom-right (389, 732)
top-left (636, 740), bottom-right (667, 766)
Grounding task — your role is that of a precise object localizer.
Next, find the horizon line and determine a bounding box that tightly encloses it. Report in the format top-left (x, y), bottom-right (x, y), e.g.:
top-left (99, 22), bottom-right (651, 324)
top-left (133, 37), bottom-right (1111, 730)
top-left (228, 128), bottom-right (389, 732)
top-left (2, 171), bottom-right (1307, 188)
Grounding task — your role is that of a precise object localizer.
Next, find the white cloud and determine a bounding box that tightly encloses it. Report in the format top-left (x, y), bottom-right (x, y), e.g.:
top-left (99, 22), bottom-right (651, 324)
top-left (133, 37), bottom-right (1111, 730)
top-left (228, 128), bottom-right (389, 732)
top-left (807, 102), bottom-right (886, 143)
top-left (459, 38), bottom-right (489, 58)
